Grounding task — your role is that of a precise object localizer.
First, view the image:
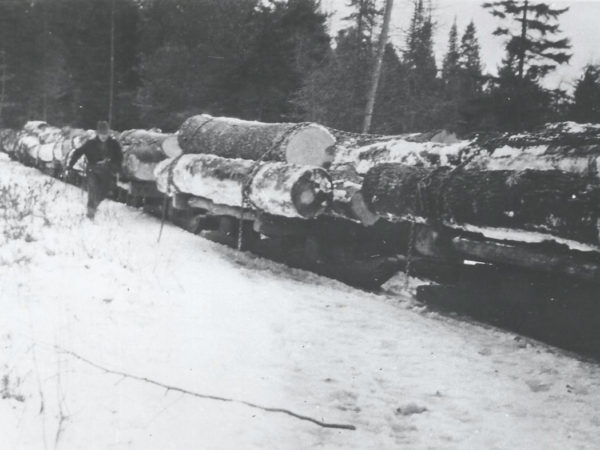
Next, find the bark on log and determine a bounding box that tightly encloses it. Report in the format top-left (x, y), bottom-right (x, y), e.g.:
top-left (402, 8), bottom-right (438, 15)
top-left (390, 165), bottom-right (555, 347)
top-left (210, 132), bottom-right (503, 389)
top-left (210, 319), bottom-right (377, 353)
top-left (451, 236), bottom-right (600, 283)
top-left (362, 163), bottom-right (600, 249)
top-left (118, 129), bottom-right (175, 181)
top-left (155, 154), bottom-right (332, 219)
top-left (177, 114), bottom-right (336, 167)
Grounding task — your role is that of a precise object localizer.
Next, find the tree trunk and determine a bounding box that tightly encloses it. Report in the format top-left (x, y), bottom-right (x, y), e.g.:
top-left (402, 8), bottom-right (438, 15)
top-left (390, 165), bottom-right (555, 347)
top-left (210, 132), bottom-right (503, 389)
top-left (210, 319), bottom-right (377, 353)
top-left (155, 154), bottom-right (332, 219)
top-left (177, 114), bottom-right (336, 167)
top-left (362, 163), bottom-right (600, 249)
top-left (362, 0), bottom-right (394, 133)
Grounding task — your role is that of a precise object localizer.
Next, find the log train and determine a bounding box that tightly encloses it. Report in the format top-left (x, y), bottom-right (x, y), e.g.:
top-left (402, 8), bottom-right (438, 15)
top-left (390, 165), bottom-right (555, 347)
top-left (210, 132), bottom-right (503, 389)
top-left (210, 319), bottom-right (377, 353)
top-left (1, 117), bottom-right (599, 304)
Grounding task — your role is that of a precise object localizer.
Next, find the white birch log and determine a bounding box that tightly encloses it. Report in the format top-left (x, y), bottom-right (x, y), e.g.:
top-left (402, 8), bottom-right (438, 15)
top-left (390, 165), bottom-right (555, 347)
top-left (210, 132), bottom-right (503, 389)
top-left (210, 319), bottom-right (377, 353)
top-left (155, 154), bottom-right (332, 219)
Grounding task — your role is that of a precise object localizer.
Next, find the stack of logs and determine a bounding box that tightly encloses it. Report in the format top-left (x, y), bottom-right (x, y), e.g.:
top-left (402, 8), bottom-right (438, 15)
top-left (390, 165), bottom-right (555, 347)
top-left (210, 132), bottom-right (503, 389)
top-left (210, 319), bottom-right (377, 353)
top-left (155, 114), bottom-right (337, 219)
top-left (1, 116), bottom-right (599, 283)
top-left (154, 116), bottom-right (600, 282)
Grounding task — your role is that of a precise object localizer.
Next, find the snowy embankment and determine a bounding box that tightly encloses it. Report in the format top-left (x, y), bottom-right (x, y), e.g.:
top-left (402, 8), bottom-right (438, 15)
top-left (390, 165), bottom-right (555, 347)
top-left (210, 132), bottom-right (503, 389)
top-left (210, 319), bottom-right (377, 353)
top-left (2, 154), bottom-right (600, 449)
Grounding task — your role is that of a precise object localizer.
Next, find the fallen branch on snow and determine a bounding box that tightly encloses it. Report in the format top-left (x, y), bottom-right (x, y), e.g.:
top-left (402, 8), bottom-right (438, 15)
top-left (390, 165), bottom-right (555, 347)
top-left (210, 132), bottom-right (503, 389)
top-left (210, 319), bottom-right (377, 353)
top-left (57, 347), bottom-right (356, 431)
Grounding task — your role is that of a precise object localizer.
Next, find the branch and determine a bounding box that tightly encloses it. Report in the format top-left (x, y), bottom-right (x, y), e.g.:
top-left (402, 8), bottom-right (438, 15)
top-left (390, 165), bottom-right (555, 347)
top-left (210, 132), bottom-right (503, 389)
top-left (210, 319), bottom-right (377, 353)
top-left (57, 347), bottom-right (356, 431)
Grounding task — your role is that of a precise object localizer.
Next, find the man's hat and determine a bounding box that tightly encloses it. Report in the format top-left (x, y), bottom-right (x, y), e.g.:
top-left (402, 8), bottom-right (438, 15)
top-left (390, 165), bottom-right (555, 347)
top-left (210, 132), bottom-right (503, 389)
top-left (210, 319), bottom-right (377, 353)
top-left (97, 121), bottom-right (110, 135)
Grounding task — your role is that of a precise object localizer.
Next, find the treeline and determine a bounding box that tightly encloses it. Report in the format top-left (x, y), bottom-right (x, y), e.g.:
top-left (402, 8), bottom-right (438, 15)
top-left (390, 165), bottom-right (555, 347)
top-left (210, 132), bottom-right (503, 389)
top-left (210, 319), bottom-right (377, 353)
top-left (0, 0), bottom-right (597, 134)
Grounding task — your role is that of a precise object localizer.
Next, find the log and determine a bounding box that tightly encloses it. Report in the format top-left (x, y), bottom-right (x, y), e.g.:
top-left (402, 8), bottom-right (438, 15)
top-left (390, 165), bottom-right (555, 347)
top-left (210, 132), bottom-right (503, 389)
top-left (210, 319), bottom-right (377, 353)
top-left (154, 154), bottom-right (332, 219)
top-left (451, 236), bottom-right (600, 283)
top-left (16, 134), bottom-right (41, 162)
top-left (328, 163), bottom-right (378, 225)
top-left (187, 196), bottom-right (257, 221)
top-left (118, 129), bottom-right (176, 181)
top-left (22, 120), bottom-right (63, 144)
top-left (362, 163), bottom-right (600, 249)
top-left (466, 142), bottom-right (600, 177)
top-left (332, 129), bottom-right (469, 175)
top-left (332, 122), bottom-right (600, 179)
top-left (177, 114), bottom-right (336, 166)
top-left (161, 134), bottom-right (183, 158)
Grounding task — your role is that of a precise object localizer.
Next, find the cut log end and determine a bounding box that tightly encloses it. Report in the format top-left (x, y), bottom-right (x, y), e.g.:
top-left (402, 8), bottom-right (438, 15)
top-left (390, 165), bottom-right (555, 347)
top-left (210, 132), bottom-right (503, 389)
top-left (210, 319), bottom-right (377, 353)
top-left (290, 169), bottom-right (332, 218)
top-left (162, 135), bottom-right (183, 158)
top-left (284, 124), bottom-right (336, 167)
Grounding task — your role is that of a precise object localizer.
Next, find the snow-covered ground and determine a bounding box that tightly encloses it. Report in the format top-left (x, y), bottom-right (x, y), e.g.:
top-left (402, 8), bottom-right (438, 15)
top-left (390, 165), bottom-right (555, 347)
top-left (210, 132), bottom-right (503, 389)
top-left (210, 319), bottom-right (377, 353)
top-left (2, 154), bottom-right (600, 449)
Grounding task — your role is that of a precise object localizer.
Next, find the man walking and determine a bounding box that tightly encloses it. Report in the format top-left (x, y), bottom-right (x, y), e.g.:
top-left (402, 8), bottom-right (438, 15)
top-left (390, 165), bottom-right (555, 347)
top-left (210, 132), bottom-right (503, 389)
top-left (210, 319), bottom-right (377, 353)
top-left (66, 121), bottom-right (123, 219)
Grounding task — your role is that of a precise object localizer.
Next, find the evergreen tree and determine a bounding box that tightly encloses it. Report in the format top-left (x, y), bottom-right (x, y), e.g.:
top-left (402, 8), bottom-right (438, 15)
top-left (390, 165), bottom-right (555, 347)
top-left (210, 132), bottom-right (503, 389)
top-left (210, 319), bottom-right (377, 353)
top-left (459, 20), bottom-right (483, 91)
top-left (483, 0), bottom-right (572, 129)
top-left (483, 0), bottom-right (571, 82)
top-left (371, 43), bottom-right (407, 133)
top-left (292, 0), bottom-right (379, 131)
top-left (344, 0), bottom-right (380, 51)
top-left (572, 65), bottom-right (600, 123)
top-left (439, 19), bottom-right (460, 130)
top-left (456, 20), bottom-right (485, 132)
top-left (401, 0), bottom-right (440, 131)
top-left (442, 19), bottom-right (459, 82)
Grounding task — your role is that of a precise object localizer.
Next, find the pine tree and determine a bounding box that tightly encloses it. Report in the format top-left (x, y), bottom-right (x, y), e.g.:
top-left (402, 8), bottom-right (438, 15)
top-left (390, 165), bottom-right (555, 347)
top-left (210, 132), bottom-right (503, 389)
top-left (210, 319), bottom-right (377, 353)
top-left (442, 19), bottom-right (459, 82)
top-left (455, 20), bottom-right (486, 132)
top-left (404, 0), bottom-right (436, 82)
top-left (459, 20), bottom-right (482, 89)
top-left (344, 0), bottom-right (380, 51)
top-left (483, 0), bottom-right (572, 129)
top-left (483, 0), bottom-right (571, 82)
top-left (371, 43), bottom-right (406, 133)
top-left (292, 0), bottom-right (380, 131)
top-left (402, 0), bottom-right (439, 131)
top-left (572, 65), bottom-right (600, 123)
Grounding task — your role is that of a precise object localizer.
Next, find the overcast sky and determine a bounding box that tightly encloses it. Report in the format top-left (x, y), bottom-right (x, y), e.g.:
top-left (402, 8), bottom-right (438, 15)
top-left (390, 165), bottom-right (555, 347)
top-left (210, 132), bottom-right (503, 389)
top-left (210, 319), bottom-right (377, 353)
top-left (322, 0), bottom-right (600, 91)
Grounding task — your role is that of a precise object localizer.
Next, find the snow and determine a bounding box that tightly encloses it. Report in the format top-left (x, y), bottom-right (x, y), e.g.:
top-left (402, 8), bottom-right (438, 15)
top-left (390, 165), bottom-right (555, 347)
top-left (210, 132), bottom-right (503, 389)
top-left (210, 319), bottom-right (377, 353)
top-left (333, 138), bottom-right (472, 175)
top-left (3, 154), bottom-right (600, 449)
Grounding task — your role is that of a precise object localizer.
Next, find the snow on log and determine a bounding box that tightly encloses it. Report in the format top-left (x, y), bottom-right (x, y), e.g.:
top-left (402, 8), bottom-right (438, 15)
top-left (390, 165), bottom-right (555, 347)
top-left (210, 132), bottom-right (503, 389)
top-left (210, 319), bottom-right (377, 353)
top-left (465, 122), bottom-right (600, 178)
top-left (118, 129), bottom-right (175, 181)
top-left (22, 121), bottom-right (63, 144)
top-left (362, 163), bottom-right (600, 249)
top-left (155, 154), bottom-right (332, 219)
top-left (332, 129), bottom-right (469, 175)
top-left (177, 114), bottom-right (336, 166)
top-left (332, 122), bottom-right (600, 179)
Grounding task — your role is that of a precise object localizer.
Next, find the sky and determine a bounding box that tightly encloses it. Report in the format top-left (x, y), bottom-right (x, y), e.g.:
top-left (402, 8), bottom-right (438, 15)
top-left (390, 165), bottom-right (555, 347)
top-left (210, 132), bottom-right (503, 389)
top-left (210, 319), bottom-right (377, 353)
top-left (322, 0), bottom-right (600, 91)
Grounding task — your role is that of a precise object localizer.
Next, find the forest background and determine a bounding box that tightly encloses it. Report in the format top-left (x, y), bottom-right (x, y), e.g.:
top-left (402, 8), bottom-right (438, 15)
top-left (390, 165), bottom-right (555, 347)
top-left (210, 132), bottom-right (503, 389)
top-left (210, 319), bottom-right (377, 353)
top-left (1, 0), bottom-right (599, 135)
